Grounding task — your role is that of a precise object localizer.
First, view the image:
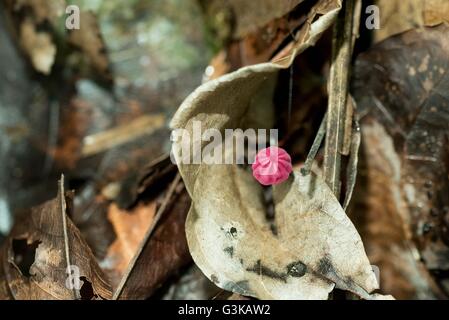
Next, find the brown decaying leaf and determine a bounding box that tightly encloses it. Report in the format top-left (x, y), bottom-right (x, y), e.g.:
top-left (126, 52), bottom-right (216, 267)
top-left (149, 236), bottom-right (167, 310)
top-left (202, 0), bottom-right (304, 40)
top-left (101, 201), bottom-right (156, 288)
top-left (6, 0), bottom-right (65, 74)
top-left (113, 184), bottom-right (192, 299)
top-left (0, 179), bottom-right (112, 300)
top-left (171, 0), bottom-right (382, 300)
top-left (134, 155), bottom-right (177, 192)
top-left (0, 248), bottom-right (12, 299)
top-left (204, 0), bottom-right (323, 80)
top-left (373, 0), bottom-right (449, 42)
top-left (88, 153), bottom-right (176, 217)
top-left (352, 122), bottom-right (445, 299)
top-left (12, 0), bottom-right (65, 24)
top-left (69, 11), bottom-right (110, 74)
top-left (352, 24), bottom-right (449, 298)
top-left (50, 98), bottom-right (94, 170)
top-left (75, 126), bottom-right (170, 210)
top-left (424, 0), bottom-right (449, 26)
top-left (70, 156), bottom-right (191, 299)
top-left (19, 19), bottom-right (56, 74)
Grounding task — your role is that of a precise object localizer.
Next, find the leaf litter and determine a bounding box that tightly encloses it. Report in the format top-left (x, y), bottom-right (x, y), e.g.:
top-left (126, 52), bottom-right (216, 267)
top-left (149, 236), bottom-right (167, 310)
top-left (2, 0), bottom-right (449, 301)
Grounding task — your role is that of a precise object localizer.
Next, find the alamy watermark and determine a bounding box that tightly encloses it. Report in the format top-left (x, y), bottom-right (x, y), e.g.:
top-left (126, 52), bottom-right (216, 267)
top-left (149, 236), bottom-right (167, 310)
top-left (170, 121), bottom-right (279, 165)
top-left (65, 264), bottom-right (81, 290)
top-left (65, 5), bottom-right (80, 30)
top-left (62, 4), bottom-right (381, 32)
top-left (365, 5), bottom-right (380, 30)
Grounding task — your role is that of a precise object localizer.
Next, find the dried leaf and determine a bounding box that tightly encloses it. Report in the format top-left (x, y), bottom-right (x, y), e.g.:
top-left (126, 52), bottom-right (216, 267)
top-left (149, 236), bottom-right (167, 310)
top-left (352, 24), bottom-right (449, 298)
top-left (0, 181), bottom-right (112, 300)
top-left (181, 167), bottom-right (377, 299)
top-left (113, 183), bottom-right (192, 299)
top-left (19, 19), bottom-right (56, 74)
top-left (171, 0), bottom-right (378, 300)
top-left (351, 122), bottom-right (445, 299)
top-left (424, 0), bottom-right (449, 26)
top-left (68, 11), bottom-right (109, 74)
top-left (115, 154), bottom-right (177, 209)
top-left (0, 248), bottom-right (12, 299)
top-left (13, 0), bottom-right (65, 24)
top-left (101, 201), bottom-right (156, 287)
top-left (374, 0), bottom-right (449, 42)
top-left (70, 157), bottom-right (191, 299)
top-left (204, 11), bottom-right (309, 79)
top-left (78, 126), bottom-right (170, 208)
top-left (202, 0), bottom-right (304, 40)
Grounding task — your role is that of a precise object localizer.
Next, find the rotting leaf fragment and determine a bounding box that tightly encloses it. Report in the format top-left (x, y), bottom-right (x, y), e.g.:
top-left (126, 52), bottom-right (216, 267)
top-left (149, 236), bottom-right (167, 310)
top-left (352, 24), bottom-right (449, 298)
top-left (0, 180), bottom-right (112, 300)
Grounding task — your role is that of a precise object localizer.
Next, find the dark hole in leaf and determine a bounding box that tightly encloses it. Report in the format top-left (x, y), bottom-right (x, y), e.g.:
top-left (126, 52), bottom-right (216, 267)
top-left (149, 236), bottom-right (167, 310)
top-left (287, 261), bottom-right (307, 277)
top-left (12, 238), bottom-right (41, 277)
top-left (79, 276), bottom-right (95, 300)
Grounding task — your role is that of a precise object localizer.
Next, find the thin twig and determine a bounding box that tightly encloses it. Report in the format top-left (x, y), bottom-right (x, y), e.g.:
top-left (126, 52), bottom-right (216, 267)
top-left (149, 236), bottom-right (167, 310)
top-left (112, 173), bottom-right (182, 300)
top-left (341, 96), bottom-right (354, 156)
top-left (323, 0), bottom-right (357, 198)
top-left (343, 117), bottom-right (360, 210)
top-left (59, 175), bottom-right (80, 300)
top-left (81, 114), bottom-right (165, 157)
top-left (301, 112), bottom-right (327, 176)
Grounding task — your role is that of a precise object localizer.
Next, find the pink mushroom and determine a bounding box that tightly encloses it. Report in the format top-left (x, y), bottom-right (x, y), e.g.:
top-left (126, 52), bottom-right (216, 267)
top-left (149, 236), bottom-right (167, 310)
top-left (252, 146), bottom-right (292, 186)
